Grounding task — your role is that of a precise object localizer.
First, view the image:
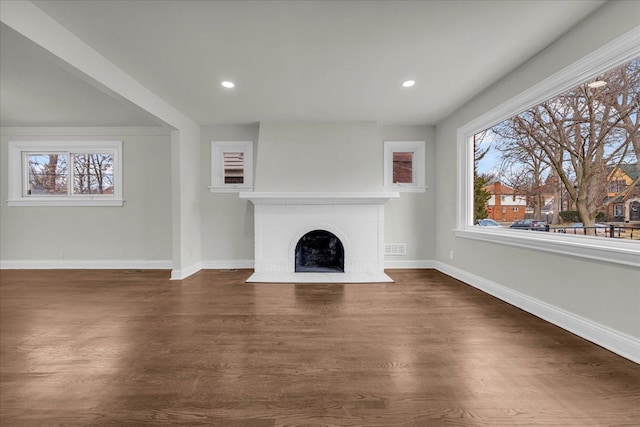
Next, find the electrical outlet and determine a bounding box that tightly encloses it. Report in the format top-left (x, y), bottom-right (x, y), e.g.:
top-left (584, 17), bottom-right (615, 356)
top-left (449, 250), bottom-right (454, 260)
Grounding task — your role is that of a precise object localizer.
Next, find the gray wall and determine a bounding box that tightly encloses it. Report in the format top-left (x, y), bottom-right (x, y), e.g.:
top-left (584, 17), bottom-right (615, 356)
top-left (255, 122), bottom-right (381, 192)
top-left (380, 125), bottom-right (435, 262)
top-left (0, 127), bottom-right (172, 263)
top-left (200, 122), bottom-right (436, 262)
top-left (200, 125), bottom-right (259, 262)
top-left (434, 0), bottom-right (640, 338)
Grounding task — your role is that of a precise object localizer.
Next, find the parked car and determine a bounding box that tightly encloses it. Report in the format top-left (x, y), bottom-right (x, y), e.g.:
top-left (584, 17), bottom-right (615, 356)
top-left (476, 219), bottom-right (502, 227)
top-left (509, 219), bottom-right (547, 231)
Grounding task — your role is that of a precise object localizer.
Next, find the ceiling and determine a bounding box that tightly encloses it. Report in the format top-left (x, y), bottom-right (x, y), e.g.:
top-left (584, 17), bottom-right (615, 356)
top-left (1, 0), bottom-right (607, 127)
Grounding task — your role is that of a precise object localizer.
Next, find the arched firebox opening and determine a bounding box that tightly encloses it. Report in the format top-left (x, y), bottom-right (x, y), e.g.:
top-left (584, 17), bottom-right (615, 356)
top-left (295, 230), bottom-right (345, 273)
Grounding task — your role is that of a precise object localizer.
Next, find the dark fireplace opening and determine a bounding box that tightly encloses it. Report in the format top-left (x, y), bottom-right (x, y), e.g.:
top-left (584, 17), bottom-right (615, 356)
top-left (295, 230), bottom-right (344, 273)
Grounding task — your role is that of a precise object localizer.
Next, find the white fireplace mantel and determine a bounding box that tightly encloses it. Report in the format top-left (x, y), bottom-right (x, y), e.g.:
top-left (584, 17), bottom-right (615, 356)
top-left (239, 191), bottom-right (399, 205)
top-left (240, 191), bottom-right (399, 283)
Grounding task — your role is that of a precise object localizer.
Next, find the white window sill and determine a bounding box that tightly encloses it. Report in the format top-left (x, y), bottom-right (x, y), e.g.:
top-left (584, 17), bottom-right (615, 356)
top-left (384, 186), bottom-right (428, 193)
top-left (209, 186), bottom-right (254, 194)
top-left (7, 198), bottom-right (125, 207)
top-left (455, 227), bottom-right (640, 268)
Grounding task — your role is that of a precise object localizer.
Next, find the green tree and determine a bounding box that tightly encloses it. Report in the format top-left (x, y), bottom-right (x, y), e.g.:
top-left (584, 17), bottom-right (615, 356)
top-left (474, 174), bottom-right (491, 221)
top-left (474, 134), bottom-right (492, 221)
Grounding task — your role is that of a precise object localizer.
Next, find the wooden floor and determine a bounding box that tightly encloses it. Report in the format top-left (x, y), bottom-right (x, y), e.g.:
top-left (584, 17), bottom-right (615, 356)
top-left (1, 269), bottom-right (638, 426)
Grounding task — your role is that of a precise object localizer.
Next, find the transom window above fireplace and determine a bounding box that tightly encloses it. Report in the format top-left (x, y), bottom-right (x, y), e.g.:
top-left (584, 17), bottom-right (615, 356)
top-left (210, 141), bottom-right (253, 192)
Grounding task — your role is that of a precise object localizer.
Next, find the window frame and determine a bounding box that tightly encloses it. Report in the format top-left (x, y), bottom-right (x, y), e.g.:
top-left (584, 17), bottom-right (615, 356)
top-left (455, 27), bottom-right (640, 268)
top-left (7, 140), bottom-right (124, 207)
top-left (209, 141), bottom-right (254, 193)
top-left (384, 140), bottom-right (426, 192)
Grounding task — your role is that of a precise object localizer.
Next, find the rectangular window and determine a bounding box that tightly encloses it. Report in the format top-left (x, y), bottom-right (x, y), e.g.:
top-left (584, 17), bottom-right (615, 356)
top-left (210, 141), bottom-right (253, 192)
top-left (614, 204), bottom-right (624, 218)
top-left (384, 141), bottom-right (426, 192)
top-left (8, 141), bottom-right (123, 206)
top-left (473, 56), bottom-right (639, 232)
top-left (456, 28), bottom-right (640, 268)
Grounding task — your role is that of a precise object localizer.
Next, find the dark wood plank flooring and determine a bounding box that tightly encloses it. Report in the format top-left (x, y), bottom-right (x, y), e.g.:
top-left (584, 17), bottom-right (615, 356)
top-left (1, 269), bottom-right (638, 426)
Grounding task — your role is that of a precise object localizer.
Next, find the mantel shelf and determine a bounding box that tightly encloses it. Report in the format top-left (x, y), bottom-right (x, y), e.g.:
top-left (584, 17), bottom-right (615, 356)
top-left (239, 191), bottom-right (400, 205)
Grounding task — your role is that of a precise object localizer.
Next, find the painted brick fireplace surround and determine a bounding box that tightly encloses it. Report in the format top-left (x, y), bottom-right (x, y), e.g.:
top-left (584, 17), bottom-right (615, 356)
top-left (239, 192), bottom-right (399, 283)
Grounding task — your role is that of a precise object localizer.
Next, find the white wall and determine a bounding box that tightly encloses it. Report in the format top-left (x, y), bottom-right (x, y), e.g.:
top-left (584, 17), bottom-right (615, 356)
top-left (170, 125), bottom-right (203, 278)
top-left (435, 1), bottom-right (640, 340)
top-left (0, 127), bottom-right (172, 266)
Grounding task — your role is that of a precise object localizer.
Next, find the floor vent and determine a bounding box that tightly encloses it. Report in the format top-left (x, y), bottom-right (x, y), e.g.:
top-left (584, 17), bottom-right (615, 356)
top-left (384, 243), bottom-right (406, 256)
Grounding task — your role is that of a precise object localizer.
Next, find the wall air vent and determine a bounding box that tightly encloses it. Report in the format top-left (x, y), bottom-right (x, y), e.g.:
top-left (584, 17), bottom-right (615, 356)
top-left (384, 243), bottom-right (406, 256)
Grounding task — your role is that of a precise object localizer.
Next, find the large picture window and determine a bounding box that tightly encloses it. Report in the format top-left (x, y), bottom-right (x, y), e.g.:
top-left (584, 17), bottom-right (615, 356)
top-left (474, 56), bottom-right (639, 230)
top-left (7, 141), bottom-right (123, 206)
top-left (456, 28), bottom-right (640, 268)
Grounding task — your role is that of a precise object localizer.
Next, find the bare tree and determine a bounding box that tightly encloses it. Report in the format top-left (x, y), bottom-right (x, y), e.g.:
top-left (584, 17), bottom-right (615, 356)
top-left (73, 154), bottom-right (114, 194)
top-left (487, 58), bottom-right (639, 230)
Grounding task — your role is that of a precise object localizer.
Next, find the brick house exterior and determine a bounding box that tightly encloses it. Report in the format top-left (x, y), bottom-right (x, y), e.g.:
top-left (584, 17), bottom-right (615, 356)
top-left (483, 182), bottom-right (527, 223)
top-left (605, 164), bottom-right (640, 223)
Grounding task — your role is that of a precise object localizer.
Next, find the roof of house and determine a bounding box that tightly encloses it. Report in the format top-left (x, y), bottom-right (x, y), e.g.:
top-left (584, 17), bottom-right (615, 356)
top-left (483, 181), bottom-right (518, 195)
top-left (607, 164), bottom-right (639, 182)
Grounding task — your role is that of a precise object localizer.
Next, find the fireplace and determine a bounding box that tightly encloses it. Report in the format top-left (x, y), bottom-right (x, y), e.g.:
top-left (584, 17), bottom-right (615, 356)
top-left (295, 230), bottom-right (345, 273)
top-left (239, 192), bottom-right (399, 283)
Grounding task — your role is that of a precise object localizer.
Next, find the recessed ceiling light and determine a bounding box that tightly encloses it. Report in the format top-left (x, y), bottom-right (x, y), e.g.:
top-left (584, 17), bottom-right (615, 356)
top-left (221, 81), bottom-right (235, 89)
top-left (587, 80), bottom-right (607, 89)
top-left (402, 80), bottom-right (416, 88)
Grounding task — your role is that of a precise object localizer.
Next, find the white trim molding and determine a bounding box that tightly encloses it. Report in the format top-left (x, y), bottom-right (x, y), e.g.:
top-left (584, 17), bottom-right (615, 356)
top-left (0, 259), bottom-right (172, 270)
top-left (0, 127), bottom-right (169, 137)
top-left (240, 191), bottom-right (399, 205)
top-left (384, 260), bottom-right (437, 269)
top-left (209, 141), bottom-right (254, 193)
top-left (201, 260), bottom-right (255, 270)
top-left (435, 261), bottom-right (640, 364)
top-left (455, 228), bottom-right (640, 268)
top-left (7, 140), bottom-right (124, 207)
top-left (384, 140), bottom-right (427, 192)
top-left (170, 261), bottom-right (203, 280)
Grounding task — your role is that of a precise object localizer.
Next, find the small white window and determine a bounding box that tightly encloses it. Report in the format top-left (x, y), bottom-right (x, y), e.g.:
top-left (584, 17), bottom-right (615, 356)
top-left (384, 141), bottom-right (426, 192)
top-left (210, 141), bottom-right (253, 192)
top-left (7, 141), bottom-right (123, 207)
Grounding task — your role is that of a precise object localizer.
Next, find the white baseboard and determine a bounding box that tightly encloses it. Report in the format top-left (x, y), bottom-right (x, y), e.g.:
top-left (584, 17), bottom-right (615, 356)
top-left (170, 260), bottom-right (255, 280)
top-left (201, 259), bottom-right (255, 269)
top-left (384, 260), bottom-right (437, 269)
top-left (0, 259), bottom-right (172, 270)
top-left (170, 261), bottom-right (202, 280)
top-left (434, 261), bottom-right (640, 364)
